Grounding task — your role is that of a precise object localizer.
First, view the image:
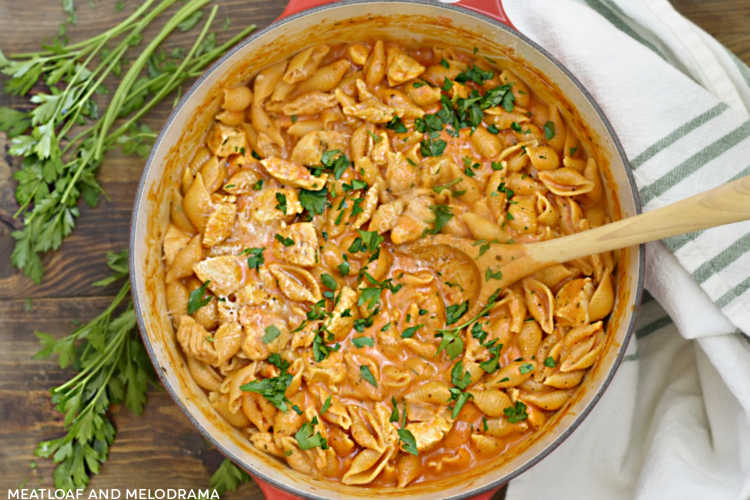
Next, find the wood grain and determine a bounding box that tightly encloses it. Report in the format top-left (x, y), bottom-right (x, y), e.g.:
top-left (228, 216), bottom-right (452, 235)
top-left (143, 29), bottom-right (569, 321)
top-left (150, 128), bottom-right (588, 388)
top-left (0, 0), bottom-right (746, 498)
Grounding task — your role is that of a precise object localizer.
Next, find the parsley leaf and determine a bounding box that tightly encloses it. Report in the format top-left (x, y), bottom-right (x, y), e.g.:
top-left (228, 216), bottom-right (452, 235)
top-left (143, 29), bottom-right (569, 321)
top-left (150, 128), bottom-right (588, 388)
top-left (241, 370), bottom-right (293, 411)
top-left (544, 356), bottom-right (557, 368)
top-left (504, 401), bottom-right (528, 423)
top-left (451, 361), bottom-right (472, 390)
top-left (485, 268), bottom-right (503, 281)
top-left (187, 281), bottom-right (212, 314)
top-left (275, 234), bottom-right (294, 247)
top-left (420, 135), bottom-right (447, 157)
top-left (544, 121), bottom-right (555, 140)
top-left (398, 428), bottom-right (419, 455)
top-left (360, 365), bottom-right (378, 387)
top-left (262, 325), bottom-right (281, 344)
top-left (321, 273), bottom-right (337, 290)
top-left (401, 325), bottom-right (422, 338)
top-left (445, 301), bottom-right (469, 325)
top-left (244, 247), bottom-right (264, 270)
top-left (455, 65), bottom-right (494, 85)
top-left (386, 115), bottom-right (407, 133)
top-left (295, 421), bottom-right (328, 450)
top-left (426, 204), bottom-right (453, 234)
top-left (275, 192), bottom-right (287, 213)
top-left (352, 336), bottom-right (374, 348)
top-left (299, 187), bottom-right (328, 215)
top-left (321, 395), bottom-right (332, 414)
top-left (436, 331), bottom-right (464, 360)
top-left (209, 460), bottom-right (251, 496)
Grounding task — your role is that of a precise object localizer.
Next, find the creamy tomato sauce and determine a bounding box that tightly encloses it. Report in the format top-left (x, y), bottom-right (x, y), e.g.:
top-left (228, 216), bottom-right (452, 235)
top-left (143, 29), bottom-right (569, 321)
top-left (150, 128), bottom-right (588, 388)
top-left (163, 39), bottom-right (616, 487)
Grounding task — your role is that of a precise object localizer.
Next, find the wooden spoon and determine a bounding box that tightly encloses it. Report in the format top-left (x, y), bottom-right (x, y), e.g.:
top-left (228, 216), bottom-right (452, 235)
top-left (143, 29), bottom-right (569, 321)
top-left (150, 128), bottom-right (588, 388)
top-left (406, 175), bottom-right (750, 316)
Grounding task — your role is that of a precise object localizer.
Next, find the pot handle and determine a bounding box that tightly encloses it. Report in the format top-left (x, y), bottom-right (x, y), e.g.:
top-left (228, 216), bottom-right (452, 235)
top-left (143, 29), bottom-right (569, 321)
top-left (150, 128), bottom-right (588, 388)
top-left (251, 474), bottom-right (303, 500)
top-left (279, 0), bottom-right (516, 30)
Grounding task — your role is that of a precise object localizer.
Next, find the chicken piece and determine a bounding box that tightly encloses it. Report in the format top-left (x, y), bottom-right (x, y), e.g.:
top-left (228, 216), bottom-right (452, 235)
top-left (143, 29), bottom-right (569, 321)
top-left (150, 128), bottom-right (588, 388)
top-left (203, 203), bottom-right (237, 247)
top-left (261, 158), bottom-right (327, 191)
top-left (291, 130), bottom-right (349, 167)
top-left (282, 91), bottom-right (338, 116)
top-left (206, 122), bottom-right (246, 157)
top-left (249, 188), bottom-right (303, 222)
top-left (193, 256), bottom-right (243, 296)
top-left (369, 199), bottom-right (405, 234)
top-left (274, 222), bottom-right (319, 267)
top-left (386, 46), bottom-right (426, 86)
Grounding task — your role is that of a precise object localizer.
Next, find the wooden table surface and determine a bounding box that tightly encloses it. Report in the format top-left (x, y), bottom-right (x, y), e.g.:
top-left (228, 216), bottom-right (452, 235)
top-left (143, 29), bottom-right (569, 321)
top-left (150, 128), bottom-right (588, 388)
top-left (1, 0), bottom-right (748, 498)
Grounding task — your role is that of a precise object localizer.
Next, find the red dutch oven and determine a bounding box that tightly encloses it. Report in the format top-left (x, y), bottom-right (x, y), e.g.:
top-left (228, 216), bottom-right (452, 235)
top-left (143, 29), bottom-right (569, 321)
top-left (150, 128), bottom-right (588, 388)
top-left (130, 1), bottom-right (644, 498)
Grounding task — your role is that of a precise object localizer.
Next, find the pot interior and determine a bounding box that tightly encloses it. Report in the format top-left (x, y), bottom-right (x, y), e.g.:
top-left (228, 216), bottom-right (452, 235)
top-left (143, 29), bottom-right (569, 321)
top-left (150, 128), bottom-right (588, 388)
top-left (130, 2), bottom-right (642, 498)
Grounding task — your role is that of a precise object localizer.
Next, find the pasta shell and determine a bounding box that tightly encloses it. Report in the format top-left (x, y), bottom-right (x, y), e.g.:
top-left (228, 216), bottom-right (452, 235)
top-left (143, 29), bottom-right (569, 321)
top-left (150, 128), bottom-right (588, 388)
top-left (405, 381), bottom-right (451, 405)
top-left (469, 389), bottom-right (512, 417)
top-left (520, 389), bottom-right (572, 411)
top-left (523, 278), bottom-right (555, 333)
top-left (325, 286), bottom-right (358, 340)
top-left (342, 448), bottom-right (392, 485)
top-left (183, 172), bottom-right (212, 232)
top-left (176, 315), bottom-right (218, 365)
top-left (203, 202), bottom-right (236, 247)
top-left (187, 357), bottom-right (222, 392)
top-left (206, 122), bottom-right (246, 157)
top-left (538, 167), bottom-right (595, 196)
top-left (291, 130), bottom-right (349, 167)
top-left (163, 224), bottom-right (191, 267)
top-left (284, 45), bottom-right (330, 84)
top-left (268, 263), bottom-right (322, 303)
top-left (405, 413), bottom-right (452, 452)
top-left (282, 91), bottom-right (338, 116)
top-left (386, 46), bottom-right (426, 86)
top-left (166, 234), bottom-right (202, 282)
top-left (555, 278), bottom-right (594, 326)
top-left (589, 270), bottom-right (615, 321)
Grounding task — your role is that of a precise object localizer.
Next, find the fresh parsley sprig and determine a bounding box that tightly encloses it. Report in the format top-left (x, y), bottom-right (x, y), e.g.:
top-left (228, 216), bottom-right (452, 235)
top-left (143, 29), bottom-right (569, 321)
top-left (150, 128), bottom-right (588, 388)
top-left (33, 251), bottom-right (156, 489)
top-left (1, 0), bottom-right (256, 283)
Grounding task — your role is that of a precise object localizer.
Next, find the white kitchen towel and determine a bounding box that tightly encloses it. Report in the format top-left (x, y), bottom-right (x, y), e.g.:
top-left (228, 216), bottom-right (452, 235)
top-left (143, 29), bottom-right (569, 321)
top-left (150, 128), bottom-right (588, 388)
top-left (498, 1), bottom-right (750, 499)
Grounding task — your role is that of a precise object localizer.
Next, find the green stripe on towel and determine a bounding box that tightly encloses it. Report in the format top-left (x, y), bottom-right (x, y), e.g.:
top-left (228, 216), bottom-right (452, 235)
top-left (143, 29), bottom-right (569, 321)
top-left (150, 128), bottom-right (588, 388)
top-left (692, 233), bottom-right (750, 284)
top-left (716, 277), bottom-right (750, 308)
top-left (664, 164), bottom-right (750, 251)
top-left (639, 120), bottom-right (750, 205)
top-left (630, 103), bottom-right (729, 169)
top-left (636, 316), bottom-right (672, 339)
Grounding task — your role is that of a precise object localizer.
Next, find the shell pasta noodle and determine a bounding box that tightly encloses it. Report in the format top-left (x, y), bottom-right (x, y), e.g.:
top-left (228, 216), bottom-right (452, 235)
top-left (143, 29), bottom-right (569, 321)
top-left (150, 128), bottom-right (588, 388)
top-left (163, 40), bottom-right (617, 487)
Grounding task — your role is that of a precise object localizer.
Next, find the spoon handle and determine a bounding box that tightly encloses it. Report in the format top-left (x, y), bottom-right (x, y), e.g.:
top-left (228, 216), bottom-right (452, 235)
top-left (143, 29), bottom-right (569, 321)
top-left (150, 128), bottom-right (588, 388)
top-left (525, 174), bottom-right (750, 264)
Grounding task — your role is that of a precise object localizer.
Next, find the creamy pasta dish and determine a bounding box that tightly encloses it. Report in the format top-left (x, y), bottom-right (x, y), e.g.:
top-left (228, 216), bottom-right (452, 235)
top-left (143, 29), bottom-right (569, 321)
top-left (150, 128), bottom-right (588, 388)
top-left (163, 40), bottom-right (616, 487)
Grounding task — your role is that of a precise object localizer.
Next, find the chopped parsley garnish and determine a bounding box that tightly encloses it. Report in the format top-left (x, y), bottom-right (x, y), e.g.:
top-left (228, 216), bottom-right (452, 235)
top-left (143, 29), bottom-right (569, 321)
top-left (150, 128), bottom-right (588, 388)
top-left (321, 396), bottom-right (332, 414)
top-left (543, 121), bottom-right (555, 140)
top-left (451, 361), bottom-right (472, 390)
top-left (386, 115), bottom-right (408, 133)
top-left (343, 179), bottom-right (368, 192)
top-left (337, 258), bottom-right (350, 276)
top-left (440, 58), bottom-right (450, 68)
top-left (187, 281), bottom-right (212, 314)
top-left (252, 179), bottom-right (264, 190)
top-left (569, 147), bottom-right (578, 156)
top-left (401, 325), bottom-right (423, 338)
top-left (299, 187), bottom-right (328, 215)
top-left (511, 121), bottom-right (522, 132)
top-left (294, 419), bottom-right (328, 450)
top-left (360, 365), bottom-right (377, 387)
top-left (352, 336), bottom-right (374, 348)
top-left (321, 273), bottom-right (337, 290)
top-left (487, 124), bottom-right (499, 134)
top-left (275, 192), bottom-right (287, 213)
top-left (544, 356), bottom-right (556, 368)
top-left (445, 301), bottom-right (469, 325)
top-left (380, 322), bottom-right (392, 332)
top-left (390, 397), bottom-right (399, 423)
top-left (491, 161), bottom-right (504, 171)
top-left (485, 268), bottom-right (503, 281)
top-left (420, 135), bottom-right (447, 157)
top-left (497, 181), bottom-right (514, 199)
top-left (358, 287), bottom-right (381, 311)
top-left (398, 428), bottom-right (418, 455)
top-left (455, 65), bottom-right (494, 85)
top-left (504, 401), bottom-right (528, 423)
top-left (241, 370), bottom-right (293, 412)
top-left (436, 331), bottom-right (464, 360)
top-left (442, 78), bottom-right (454, 91)
top-left (320, 149), bottom-right (351, 179)
top-left (432, 178), bottom-right (463, 194)
top-left (426, 204), bottom-right (453, 234)
top-left (275, 234), bottom-right (294, 247)
top-left (243, 247), bottom-right (265, 270)
top-left (519, 362), bottom-right (534, 374)
top-left (262, 325), bottom-right (281, 344)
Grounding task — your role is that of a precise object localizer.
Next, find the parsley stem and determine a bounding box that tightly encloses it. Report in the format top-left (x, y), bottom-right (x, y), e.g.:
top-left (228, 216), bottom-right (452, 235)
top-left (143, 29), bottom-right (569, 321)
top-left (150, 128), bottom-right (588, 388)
top-left (9, 0), bottom-right (159, 59)
top-left (93, 0), bottom-right (210, 160)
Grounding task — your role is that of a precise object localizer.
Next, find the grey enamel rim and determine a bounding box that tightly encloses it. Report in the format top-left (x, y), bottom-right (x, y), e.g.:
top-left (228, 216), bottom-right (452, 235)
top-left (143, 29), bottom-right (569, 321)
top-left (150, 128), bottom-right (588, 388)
top-left (129, 1), bottom-right (645, 498)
